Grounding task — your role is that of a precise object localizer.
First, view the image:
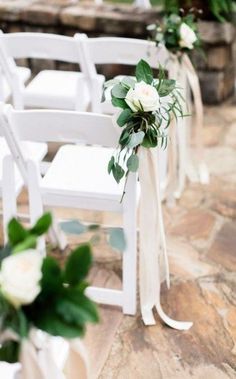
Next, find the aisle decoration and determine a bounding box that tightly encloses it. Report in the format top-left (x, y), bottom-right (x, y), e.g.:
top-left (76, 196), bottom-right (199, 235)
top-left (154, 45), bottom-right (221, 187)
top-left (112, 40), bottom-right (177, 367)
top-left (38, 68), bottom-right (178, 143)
top-left (0, 213), bottom-right (98, 379)
top-left (103, 60), bottom-right (192, 329)
top-left (148, 12), bottom-right (209, 199)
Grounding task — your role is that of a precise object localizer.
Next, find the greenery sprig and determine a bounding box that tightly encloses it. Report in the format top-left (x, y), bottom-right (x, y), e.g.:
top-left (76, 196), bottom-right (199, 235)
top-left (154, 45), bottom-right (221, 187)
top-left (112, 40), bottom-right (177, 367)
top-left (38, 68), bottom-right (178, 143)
top-left (103, 59), bottom-right (184, 199)
top-left (147, 13), bottom-right (201, 55)
top-left (0, 214), bottom-right (99, 363)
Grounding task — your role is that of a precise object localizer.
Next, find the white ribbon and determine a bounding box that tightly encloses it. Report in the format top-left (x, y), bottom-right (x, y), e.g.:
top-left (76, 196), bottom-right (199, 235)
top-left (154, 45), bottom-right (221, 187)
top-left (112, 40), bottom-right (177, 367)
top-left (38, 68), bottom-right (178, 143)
top-left (0, 329), bottom-right (89, 379)
top-left (167, 53), bottom-right (209, 199)
top-left (138, 147), bottom-right (193, 330)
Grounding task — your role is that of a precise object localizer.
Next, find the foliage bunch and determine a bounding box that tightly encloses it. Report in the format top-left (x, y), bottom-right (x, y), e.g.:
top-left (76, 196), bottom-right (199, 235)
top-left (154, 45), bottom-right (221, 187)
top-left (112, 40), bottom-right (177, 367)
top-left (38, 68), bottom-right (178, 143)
top-left (0, 213), bottom-right (99, 363)
top-left (164, 0), bottom-right (235, 22)
top-left (147, 12), bottom-right (201, 54)
top-left (103, 59), bottom-right (184, 196)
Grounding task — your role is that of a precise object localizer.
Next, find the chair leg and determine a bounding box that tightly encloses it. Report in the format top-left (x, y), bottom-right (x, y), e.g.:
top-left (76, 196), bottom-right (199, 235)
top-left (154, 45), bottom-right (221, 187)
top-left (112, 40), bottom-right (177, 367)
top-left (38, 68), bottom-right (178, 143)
top-left (122, 174), bottom-right (137, 315)
top-left (27, 160), bottom-right (46, 255)
top-left (2, 155), bottom-right (17, 244)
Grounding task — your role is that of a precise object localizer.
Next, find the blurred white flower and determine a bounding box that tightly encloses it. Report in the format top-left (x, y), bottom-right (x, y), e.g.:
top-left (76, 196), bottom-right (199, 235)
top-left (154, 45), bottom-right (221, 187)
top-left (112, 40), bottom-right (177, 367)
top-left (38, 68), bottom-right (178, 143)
top-left (179, 22), bottom-right (197, 49)
top-left (0, 250), bottom-right (42, 308)
top-left (125, 81), bottom-right (160, 112)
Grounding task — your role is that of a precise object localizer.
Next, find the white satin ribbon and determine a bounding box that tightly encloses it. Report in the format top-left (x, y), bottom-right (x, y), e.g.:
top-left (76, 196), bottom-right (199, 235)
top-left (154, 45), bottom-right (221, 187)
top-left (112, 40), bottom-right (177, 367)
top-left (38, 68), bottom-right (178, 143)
top-left (138, 147), bottom-right (193, 330)
top-left (167, 53), bottom-right (209, 199)
top-left (0, 329), bottom-right (89, 379)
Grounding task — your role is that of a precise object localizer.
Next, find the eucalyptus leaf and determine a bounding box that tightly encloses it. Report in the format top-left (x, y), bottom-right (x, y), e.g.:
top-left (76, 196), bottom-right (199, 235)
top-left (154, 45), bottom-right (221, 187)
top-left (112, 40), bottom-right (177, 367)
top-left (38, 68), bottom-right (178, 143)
top-left (127, 154), bottom-right (139, 172)
top-left (108, 228), bottom-right (126, 252)
top-left (117, 109), bottom-right (133, 127)
top-left (60, 220), bottom-right (87, 235)
top-left (111, 97), bottom-right (128, 109)
top-left (111, 84), bottom-right (128, 99)
top-left (121, 76), bottom-right (136, 88)
top-left (128, 131), bottom-right (145, 148)
top-left (112, 163), bottom-right (125, 183)
top-left (108, 156), bottom-right (115, 174)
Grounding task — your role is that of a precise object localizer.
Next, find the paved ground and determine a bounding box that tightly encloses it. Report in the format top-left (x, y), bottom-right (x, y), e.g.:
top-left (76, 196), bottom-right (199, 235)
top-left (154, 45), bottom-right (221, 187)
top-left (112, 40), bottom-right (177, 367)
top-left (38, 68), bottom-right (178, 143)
top-left (1, 103), bottom-right (236, 378)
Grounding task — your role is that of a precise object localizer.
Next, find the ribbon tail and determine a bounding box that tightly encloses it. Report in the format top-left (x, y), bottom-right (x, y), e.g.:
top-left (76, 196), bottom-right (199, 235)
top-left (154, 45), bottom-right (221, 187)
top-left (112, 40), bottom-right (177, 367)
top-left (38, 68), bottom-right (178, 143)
top-left (64, 339), bottom-right (89, 379)
top-left (155, 301), bottom-right (193, 330)
top-left (182, 54), bottom-right (209, 185)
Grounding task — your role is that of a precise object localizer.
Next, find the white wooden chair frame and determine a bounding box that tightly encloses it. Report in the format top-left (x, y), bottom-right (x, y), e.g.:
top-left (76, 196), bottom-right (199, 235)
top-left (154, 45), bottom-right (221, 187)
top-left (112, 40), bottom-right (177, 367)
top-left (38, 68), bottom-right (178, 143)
top-left (1, 105), bottom-right (137, 315)
top-left (0, 31), bottom-right (93, 111)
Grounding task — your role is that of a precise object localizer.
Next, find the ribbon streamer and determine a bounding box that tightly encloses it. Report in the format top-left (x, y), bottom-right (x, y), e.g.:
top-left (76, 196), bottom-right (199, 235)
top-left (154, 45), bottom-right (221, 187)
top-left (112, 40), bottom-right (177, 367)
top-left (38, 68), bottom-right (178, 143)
top-left (167, 53), bottom-right (209, 199)
top-left (0, 329), bottom-right (88, 379)
top-left (138, 147), bottom-right (193, 329)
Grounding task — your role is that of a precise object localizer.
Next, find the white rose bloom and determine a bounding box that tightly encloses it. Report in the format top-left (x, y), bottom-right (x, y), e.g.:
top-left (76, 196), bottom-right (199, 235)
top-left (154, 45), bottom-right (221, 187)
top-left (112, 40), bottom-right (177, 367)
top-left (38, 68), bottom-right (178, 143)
top-left (179, 22), bottom-right (197, 50)
top-left (0, 250), bottom-right (43, 308)
top-left (125, 81), bottom-right (160, 112)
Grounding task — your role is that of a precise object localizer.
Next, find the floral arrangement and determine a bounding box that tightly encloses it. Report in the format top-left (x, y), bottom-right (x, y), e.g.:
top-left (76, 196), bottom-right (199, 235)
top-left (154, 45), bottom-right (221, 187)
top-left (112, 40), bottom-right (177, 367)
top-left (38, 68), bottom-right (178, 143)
top-left (147, 13), bottom-right (201, 55)
top-left (0, 213), bottom-right (98, 363)
top-left (103, 59), bottom-right (184, 195)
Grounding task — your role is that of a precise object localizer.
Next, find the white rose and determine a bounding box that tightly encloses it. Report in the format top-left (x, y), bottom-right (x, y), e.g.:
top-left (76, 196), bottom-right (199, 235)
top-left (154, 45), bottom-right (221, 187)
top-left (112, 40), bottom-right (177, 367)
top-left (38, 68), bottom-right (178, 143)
top-left (125, 81), bottom-right (160, 112)
top-left (0, 250), bottom-right (43, 308)
top-left (179, 23), bottom-right (197, 50)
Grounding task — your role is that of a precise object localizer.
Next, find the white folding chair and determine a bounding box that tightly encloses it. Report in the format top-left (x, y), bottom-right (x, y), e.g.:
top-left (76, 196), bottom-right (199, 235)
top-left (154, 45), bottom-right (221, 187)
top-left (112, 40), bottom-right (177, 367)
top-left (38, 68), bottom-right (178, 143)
top-left (79, 36), bottom-right (170, 114)
top-left (1, 105), bottom-right (137, 315)
top-left (0, 32), bottom-right (103, 111)
top-left (79, 36), bottom-right (170, 194)
top-left (0, 106), bottom-right (48, 240)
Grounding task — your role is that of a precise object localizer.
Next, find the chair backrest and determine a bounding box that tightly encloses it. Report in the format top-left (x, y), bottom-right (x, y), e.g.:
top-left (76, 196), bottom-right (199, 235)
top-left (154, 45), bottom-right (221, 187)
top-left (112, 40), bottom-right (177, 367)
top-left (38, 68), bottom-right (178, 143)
top-left (1, 105), bottom-right (120, 182)
top-left (79, 36), bottom-right (170, 76)
top-left (0, 32), bottom-right (82, 63)
top-left (0, 31), bottom-right (86, 109)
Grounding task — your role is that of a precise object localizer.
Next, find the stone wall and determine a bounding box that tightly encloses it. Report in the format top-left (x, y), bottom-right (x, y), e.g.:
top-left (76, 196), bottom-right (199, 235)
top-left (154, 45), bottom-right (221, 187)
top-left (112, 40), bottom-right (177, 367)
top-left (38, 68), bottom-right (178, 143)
top-left (0, 0), bottom-right (235, 104)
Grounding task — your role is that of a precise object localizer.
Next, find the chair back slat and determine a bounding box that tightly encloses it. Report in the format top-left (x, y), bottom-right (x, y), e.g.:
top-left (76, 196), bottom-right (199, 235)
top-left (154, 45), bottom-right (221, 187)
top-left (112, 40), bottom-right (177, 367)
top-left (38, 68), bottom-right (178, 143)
top-left (0, 33), bottom-right (81, 63)
top-left (81, 37), bottom-right (169, 69)
top-left (5, 108), bottom-right (119, 148)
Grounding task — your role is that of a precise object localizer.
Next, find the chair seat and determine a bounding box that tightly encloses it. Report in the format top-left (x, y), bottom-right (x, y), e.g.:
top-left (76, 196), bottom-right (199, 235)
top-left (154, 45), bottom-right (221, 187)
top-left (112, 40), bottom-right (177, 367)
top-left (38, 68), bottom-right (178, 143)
top-left (1, 66), bottom-right (31, 101)
top-left (0, 138), bottom-right (48, 197)
top-left (23, 70), bottom-right (90, 111)
top-left (41, 144), bottom-right (124, 201)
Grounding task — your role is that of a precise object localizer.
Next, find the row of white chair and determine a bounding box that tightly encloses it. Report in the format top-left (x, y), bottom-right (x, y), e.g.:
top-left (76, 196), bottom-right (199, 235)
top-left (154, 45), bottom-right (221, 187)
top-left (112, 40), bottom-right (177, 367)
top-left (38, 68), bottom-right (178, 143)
top-left (0, 33), bottom-right (171, 316)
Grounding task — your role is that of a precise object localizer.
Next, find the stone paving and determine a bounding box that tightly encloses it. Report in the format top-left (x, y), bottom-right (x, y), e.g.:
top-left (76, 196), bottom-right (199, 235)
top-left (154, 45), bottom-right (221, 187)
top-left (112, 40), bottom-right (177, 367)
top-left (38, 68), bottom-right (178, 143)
top-left (98, 103), bottom-right (236, 378)
top-left (1, 103), bottom-right (236, 378)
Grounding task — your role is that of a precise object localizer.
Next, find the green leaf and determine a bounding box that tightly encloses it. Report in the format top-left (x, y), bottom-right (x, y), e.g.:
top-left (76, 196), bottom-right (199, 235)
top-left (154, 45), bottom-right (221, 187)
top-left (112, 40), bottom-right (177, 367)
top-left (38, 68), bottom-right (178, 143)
top-left (119, 129), bottom-right (131, 147)
top-left (103, 79), bottom-right (119, 89)
top-left (34, 310), bottom-right (85, 338)
top-left (121, 76), bottom-right (136, 88)
top-left (127, 154), bottom-right (139, 172)
top-left (108, 156), bottom-right (115, 174)
top-left (141, 128), bottom-right (158, 148)
top-left (111, 84), bottom-right (128, 99)
top-left (64, 244), bottom-right (92, 285)
top-left (135, 59), bottom-right (153, 84)
top-left (111, 97), bottom-right (128, 109)
top-left (30, 212), bottom-right (52, 236)
top-left (7, 218), bottom-right (28, 247)
top-left (56, 291), bottom-right (99, 325)
top-left (40, 256), bottom-right (62, 295)
top-left (128, 131), bottom-right (145, 148)
top-left (112, 164), bottom-right (125, 183)
top-left (158, 79), bottom-right (176, 97)
top-left (117, 109), bottom-right (133, 127)
top-left (0, 341), bottom-right (20, 363)
top-left (60, 220), bottom-right (87, 235)
top-left (13, 235), bottom-right (37, 253)
top-left (108, 228), bottom-right (126, 252)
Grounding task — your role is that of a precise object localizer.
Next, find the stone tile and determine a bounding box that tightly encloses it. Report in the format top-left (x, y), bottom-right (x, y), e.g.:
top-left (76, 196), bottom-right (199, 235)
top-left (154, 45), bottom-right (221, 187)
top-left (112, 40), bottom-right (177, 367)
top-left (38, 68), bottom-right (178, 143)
top-left (225, 122), bottom-right (236, 148)
top-left (168, 238), bottom-right (218, 279)
top-left (169, 209), bottom-right (216, 241)
top-left (205, 146), bottom-right (236, 176)
top-left (21, 3), bottom-right (60, 25)
top-left (203, 125), bottom-right (224, 147)
top-left (211, 187), bottom-right (236, 218)
top-left (208, 222), bottom-right (236, 271)
top-left (198, 21), bottom-right (235, 44)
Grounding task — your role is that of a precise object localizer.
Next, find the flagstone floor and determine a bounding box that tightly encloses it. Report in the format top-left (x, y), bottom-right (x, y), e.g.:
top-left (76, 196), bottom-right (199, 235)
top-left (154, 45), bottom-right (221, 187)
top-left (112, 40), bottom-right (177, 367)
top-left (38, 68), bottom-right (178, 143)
top-left (1, 103), bottom-right (236, 378)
